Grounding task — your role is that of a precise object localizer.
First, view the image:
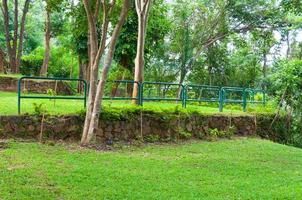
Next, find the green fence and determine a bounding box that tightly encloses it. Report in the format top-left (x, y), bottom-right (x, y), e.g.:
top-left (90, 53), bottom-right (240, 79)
top-left (18, 76), bottom-right (87, 114)
top-left (219, 87), bottom-right (247, 112)
top-left (141, 81), bottom-right (185, 107)
top-left (103, 80), bottom-right (142, 105)
top-left (17, 76), bottom-right (266, 114)
top-left (184, 84), bottom-right (221, 108)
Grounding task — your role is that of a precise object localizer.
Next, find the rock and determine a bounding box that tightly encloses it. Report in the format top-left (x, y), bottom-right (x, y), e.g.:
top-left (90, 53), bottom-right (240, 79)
top-left (186, 123), bottom-right (193, 132)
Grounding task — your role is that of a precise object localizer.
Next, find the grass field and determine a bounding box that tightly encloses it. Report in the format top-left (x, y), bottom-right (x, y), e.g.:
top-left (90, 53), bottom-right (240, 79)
top-left (0, 138), bottom-right (301, 199)
top-left (0, 91), bottom-right (275, 116)
top-left (0, 73), bottom-right (23, 78)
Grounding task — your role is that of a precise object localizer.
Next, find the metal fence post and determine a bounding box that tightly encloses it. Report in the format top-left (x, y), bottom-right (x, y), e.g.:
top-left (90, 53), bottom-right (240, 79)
top-left (83, 80), bottom-right (87, 108)
top-left (182, 85), bottom-right (186, 108)
top-left (140, 82), bottom-right (144, 106)
top-left (219, 88), bottom-right (224, 112)
top-left (243, 89), bottom-right (247, 112)
top-left (17, 77), bottom-right (22, 114)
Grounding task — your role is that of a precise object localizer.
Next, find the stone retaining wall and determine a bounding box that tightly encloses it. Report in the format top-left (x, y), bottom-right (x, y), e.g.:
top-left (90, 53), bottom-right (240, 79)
top-left (0, 113), bottom-right (280, 143)
top-left (0, 76), bottom-right (73, 95)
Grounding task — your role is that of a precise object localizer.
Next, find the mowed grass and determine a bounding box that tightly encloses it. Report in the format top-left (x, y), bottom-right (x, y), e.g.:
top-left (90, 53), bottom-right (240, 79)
top-left (0, 91), bottom-right (274, 116)
top-left (0, 73), bottom-right (23, 78)
top-left (0, 138), bottom-right (302, 199)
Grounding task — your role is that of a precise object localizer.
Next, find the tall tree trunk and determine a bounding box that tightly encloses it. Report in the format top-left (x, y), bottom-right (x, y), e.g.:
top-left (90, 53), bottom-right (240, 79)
top-left (1, 0), bottom-right (14, 73)
top-left (1, 0), bottom-right (31, 73)
top-left (262, 53), bottom-right (267, 90)
top-left (286, 31), bottom-right (290, 59)
top-left (77, 56), bottom-right (88, 93)
top-left (0, 48), bottom-right (6, 73)
top-left (177, 21), bottom-right (190, 98)
top-left (40, 11), bottom-right (51, 76)
top-left (132, 0), bottom-right (152, 104)
top-left (16, 0), bottom-right (30, 70)
top-left (81, 0), bottom-right (130, 145)
top-left (81, 0), bottom-right (105, 144)
top-left (12, 0), bottom-right (18, 72)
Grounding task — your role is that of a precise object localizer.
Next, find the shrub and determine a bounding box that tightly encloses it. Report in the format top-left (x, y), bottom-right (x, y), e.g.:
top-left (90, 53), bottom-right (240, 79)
top-left (207, 126), bottom-right (236, 141)
top-left (20, 46), bottom-right (78, 77)
top-left (20, 47), bottom-right (44, 76)
top-left (178, 128), bottom-right (192, 139)
top-left (32, 103), bottom-right (47, 116)
top-left (207, 128), bottom-right (219, 141)
top-left (144, 135), bottom-right (160, 143)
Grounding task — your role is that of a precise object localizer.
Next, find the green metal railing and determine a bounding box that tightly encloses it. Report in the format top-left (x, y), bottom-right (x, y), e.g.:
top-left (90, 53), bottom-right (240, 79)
top-left (219, 87), bottom-right (247, 112)
top-left (184, 84), bottom-right (220, 108)
top-left (18, 76), bottom-right (87, 114)
top-left (17, 76), bottom-right (266, 114)
top-left (246, 88), bottom-right (266, 105)
top-left (103, 80), bottom-right (142, 105)
top-left (141, 82), bottom-right (185, 107)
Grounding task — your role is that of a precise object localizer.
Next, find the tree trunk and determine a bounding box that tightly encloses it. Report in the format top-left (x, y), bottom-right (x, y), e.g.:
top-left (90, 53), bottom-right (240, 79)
top-left (12, 0), bottom-right (18, 72)
top-left (0, 48), bottom-right (7, 73)
top-left (16, 0), bottom-right (30, 71)
top-left (1, 0), bottom-right (31, 73)
top-left (132, 0), bottom-right (152, 104)
top-left (77, 56), bottom-right (88, 93)
top-left (81, 0), bottom-right (130, 145)
top-left (81, 0), bottom-right (105, 144)
top-left (0, 63), bottom-right (4, 74)
top-left (262, 53), bottom-right (267, 90)
top-left (40, 11), bottom-right (51, 76)
top-left (177, 23), bottom-right (190, 98)
top-left (286, 31), bottom-right (290, 59)
top-left (132, 14), bottom-right (145, 103)
top-left (1, 0), bottom-right (14, 73)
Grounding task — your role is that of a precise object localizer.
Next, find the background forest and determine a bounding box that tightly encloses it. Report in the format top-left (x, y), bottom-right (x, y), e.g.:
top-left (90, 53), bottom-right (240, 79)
top-left (1, 0), bottom-right (302, 144)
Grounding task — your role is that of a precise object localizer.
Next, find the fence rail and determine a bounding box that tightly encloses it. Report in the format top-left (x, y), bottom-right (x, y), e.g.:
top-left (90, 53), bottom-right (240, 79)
top-left (18, 76), bottom-right (87, 114)
top-left (17, 76), bottom-right (266, 114)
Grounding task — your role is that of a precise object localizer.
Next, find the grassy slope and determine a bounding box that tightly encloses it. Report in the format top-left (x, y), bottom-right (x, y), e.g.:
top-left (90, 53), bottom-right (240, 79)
top-left (0, 91), bottom-right (275, 116)
top-left (0, 138), bottom-right (301, 199)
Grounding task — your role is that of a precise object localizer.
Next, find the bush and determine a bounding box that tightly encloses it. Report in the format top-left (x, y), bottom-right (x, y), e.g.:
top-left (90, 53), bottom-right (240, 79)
top-left (206, 126), bottom-right (236, 141)
top-left (20, 47), bottom-right (44, 76)
top-left (21, 46), bottom-right (78, 78)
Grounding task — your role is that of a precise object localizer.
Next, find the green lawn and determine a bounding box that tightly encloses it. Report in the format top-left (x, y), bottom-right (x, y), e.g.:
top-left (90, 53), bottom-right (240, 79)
top-left (0, 91), bottom-right (275, 115)
top-left (0, 138), bottom-right (301, 199)
top-left (0, 73), bottom-right (23, 78)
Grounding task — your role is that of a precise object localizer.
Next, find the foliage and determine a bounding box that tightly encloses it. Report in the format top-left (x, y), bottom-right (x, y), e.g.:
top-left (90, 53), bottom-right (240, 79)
top-left (207, 126), bottom-right (236, 141)
top-left (32, 103), bottom-right (47, 116)
top-left (144, 134), bottom-right (160, 143)
top-left (20, 46), bottom-right (77, 77)
top-left (20, 47), bottom-right (44, 75)
top-left (178, 128), bottom-right (192, 140)
top-left (270, 59), bottom-right (302, 147)
top-left (114, 0), bottom-right (170, 77)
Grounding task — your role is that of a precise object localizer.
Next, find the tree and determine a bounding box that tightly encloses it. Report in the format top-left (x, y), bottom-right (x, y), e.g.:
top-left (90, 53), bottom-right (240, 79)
top-left (81, 0), bottom-right (130, 145)
top-left (270, 59), bottom-right (302, 146)
top-left (168, 0), bottom-right (291, 87)
top-left (132, 0), bottom-right (152, 104)
top-left (40, 0), bottom-right (65, 76)
top-left (0, 0), bottom-right (31, 73)
top-left (0, 46), bottom-right (7, 73)
top-left (40, 8), bottom-right (51, 76)
top-left (170, 0), bottom-right (229, 87)
top-left (112, 0), bottom-right (169, 96)
top-left (251, 29), bottom-right (276, 88)
top-left (69, 3), bottom-right (90, 84)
